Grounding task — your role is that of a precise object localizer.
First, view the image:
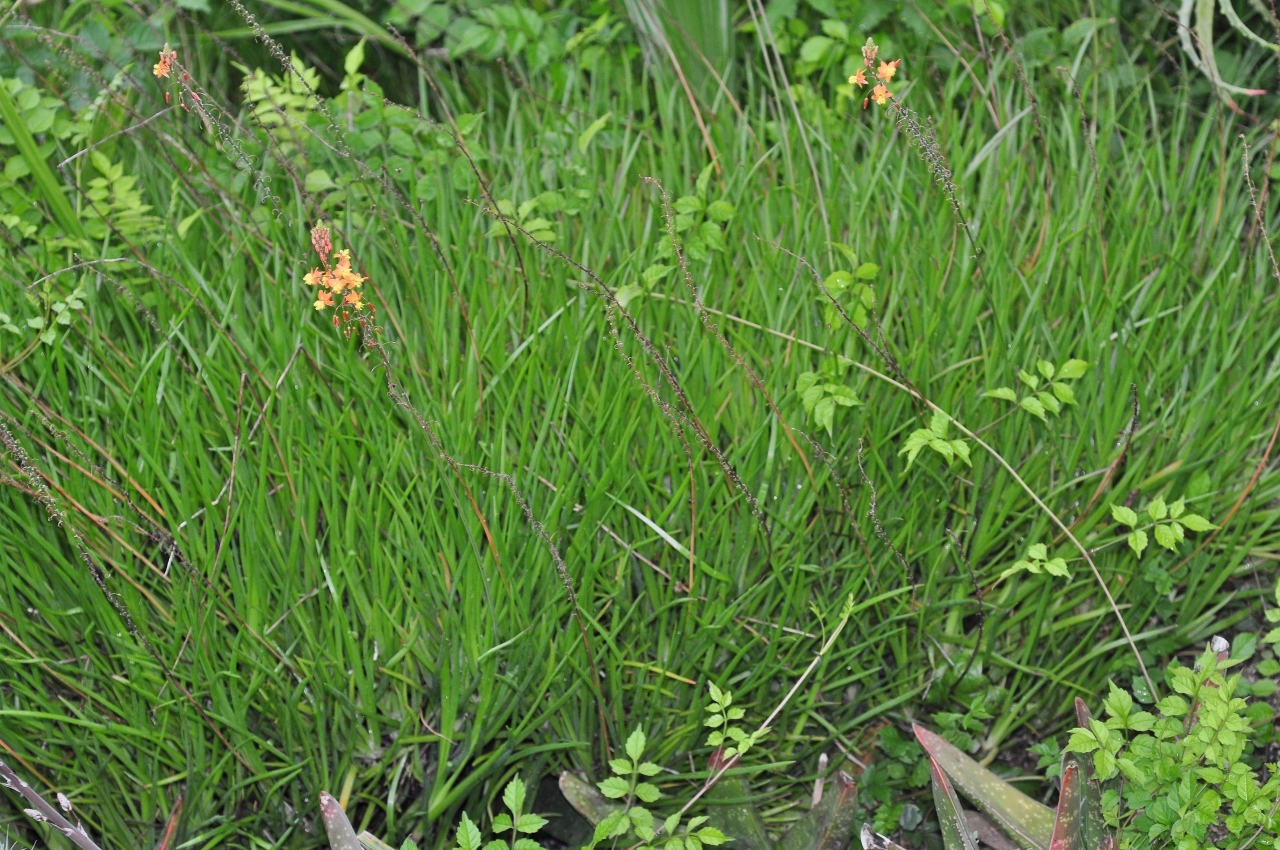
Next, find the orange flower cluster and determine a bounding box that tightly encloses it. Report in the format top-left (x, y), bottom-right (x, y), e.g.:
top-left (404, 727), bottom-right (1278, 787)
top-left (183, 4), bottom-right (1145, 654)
top-left (153, 47), bottom-right (177, 79)
top-left (303, 224), bottom-right (370, 318)
top-left (848, 39), bottom-right (901, 109)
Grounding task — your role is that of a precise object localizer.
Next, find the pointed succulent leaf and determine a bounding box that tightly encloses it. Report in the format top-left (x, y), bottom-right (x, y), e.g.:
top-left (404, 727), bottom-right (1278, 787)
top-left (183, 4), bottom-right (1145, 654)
top-left (320, 792), bottom-right (363, 850)
top-left (914, 725), bottom-right (1054, 850)
top-left (1048, 762), bottom-right (1083, 850)
top-left (778, 771), bottom-right (858, 850)
top-left (560, 768), bottom-right (619, 824)
top-left (928, 757), bottom-right (980, 850)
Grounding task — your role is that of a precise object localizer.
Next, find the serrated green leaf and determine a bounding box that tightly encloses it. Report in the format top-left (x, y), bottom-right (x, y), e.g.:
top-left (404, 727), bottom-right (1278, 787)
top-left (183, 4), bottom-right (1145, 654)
top-left (1051, 381), bottom-right (1076, 405)
top-left (814, 396), bottom-right (835, 436)
top-left (1169, 497), bottom-right (1185, 519)
top-left (1028, 543), bottom-right (1048, 561)
top-left (1044, 558), bottom-right (1070, 578)
top-left (454, 813), bottom-right (483, 850)
top-left (503, 777), bottom-right (527, 818)
top-left (1037, 359), bottom-right (1055, 380)
top-left (512, 839), bottom-right (541, 850)
top-left (493, 813), bottom-right (513, 833)
top-left (634, 782), bottom-right (661, 803)
top-left (950, 440), bottom-right (971, 467)
top-left (625, 727), bottom-right (646, 761)
top-left (608, 758), bottom-right (633, 775)
top-left (1037, 391), bottom-right (1061, 415)
top-left (516, 814), bottom-right (547, 834)
top-left (1127, 529), bottom-right (1148, 558)
top-left (1153, 523), bottom-right (1178, 551)
top-left (1111, 504), bottom-right (1138, 528)
top-left (706, 200), bottom-right (735, 222)
top-left (1018, 369), bottom-right (1040, 390)
top-left (597, 777), bottom-right (629, 799)
top-left (637, 762), bottom-right (661, 776)
top-left (854, 262), bottom-right (880, 279)
top-left (1147, 497), bottom-right (1167, 521)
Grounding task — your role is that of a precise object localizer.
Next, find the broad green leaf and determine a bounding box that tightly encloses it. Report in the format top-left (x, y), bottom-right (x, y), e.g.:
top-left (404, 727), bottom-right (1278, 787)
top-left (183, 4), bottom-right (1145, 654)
top-left (929, 408), bottom-right (950, 438)
top-left (696, 827), bottom-right (729, 846)
top-left (637, 762), bottom-right (661, 776)
top-left (928, 757), bottom-right (980, 850)
top-left (1153, 523), bottom-right (1178, 551)
top-left (1037, 359), bottom-right (1056, 380)
top-left (1020, 396), bottom-right (1047, 421)
top-left (626, 728), bottom-right (646, 761)
top-left (814, 396), bottom-right (836, 436)
top-left (597, 777), bottom-right (629, 799)
top-left (674, 195), bottom-right (704, 215)
top-left (614, 282), bottom-right (644, 309)
top-left (1037, 391), bottom-right (1061, 415)
top-left (914, 725), bottom-right (1054, 850)
top-left (1169, 497), bottom-right (1185, 519)
top-left (1027, 543), bottom-right (1048, 561)
top-left (1127, 529), bottom-right (1147, 557)
top-left (899, 429), bottom-right (932, 468)
top-left (1044, 558), bottom-right (1069, 578)
top-left (1056, 359), bottom-right (1090, 379)
top-left (826, 384), bottom-right (859, 406)
top-left (512, 839), bottom-right (541, 850)
top-left (820, 18), bottom-right (850, 40)
top-left (635, 782), bottom-right (661, 803)
top-left (1048, 762), bottom-right (1083, 850)
top-left (777, 771), bottom-right (859, 850)
top-left (609, 758), bottom-right (634, 776)
top-left (642, 263), bottom-right (675, 286)
top-left (799, 34), bottom-right (835, 62)
top-left (928, 436), bottom-right (954, 463)
top-left (493, 813), bottom-right (513, 833)
top-left (950, 440), bottom-right (971, 467)
top-left (1018, 369), bottom-right (1040, 390)
top-left (1051, 382), bottom-right (1076, 405)
top-left (577, 111), bottom-right (612, 153)
top-left (1179, 513), bottom-right (1216, 532)
top-left (1147, 497), bottom-right (1167, 521)
top-left (320, 792), bottom-right (363, 850)
top-left (517, 814), bottom-right (548, 834)
top-left (823, 270), bottom-right (853, 295)
top-left (503, 777), bottom-right (527, 817)
top-left (455, 815), bottom-right (483, 850)
top-left (984, 387), bottom-right (1018, 402)
top-left (706, 200), bottom-right (735, 222)
top-left (796, 371), bottom-right (820, 396)
top-left (854, 262), bottom-right (880, 279)
top-left (343, 37), bottom-right (366, 75)
top-left (1110, 504), bottom-right (1138, 528)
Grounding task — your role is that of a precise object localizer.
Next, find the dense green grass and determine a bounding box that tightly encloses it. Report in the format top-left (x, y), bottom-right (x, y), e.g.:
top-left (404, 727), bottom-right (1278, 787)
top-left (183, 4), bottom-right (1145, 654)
top-left (1, 2), bottom-right (1279, 848)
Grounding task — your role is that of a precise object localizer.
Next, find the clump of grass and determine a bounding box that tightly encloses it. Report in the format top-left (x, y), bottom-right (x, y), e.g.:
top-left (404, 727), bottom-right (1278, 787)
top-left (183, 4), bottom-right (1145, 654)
top-left (0, 1), bottom-right (1277, 848)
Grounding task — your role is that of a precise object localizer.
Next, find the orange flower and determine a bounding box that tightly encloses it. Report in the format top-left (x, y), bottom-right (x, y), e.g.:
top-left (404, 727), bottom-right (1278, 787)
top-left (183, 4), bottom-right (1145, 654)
top-left (849, 69), bottom-right (867, 87)
top-left (871, 84), bottom-right (891, 106)
top-left (304, 268), bottom-right (322, 287)
top-left (343, 291), bottom-right (364, 309)
top-left (876, 60), bottom-right (900, 82)
top-left (153, 47), bottom-right (176, 79)
top-left (314, 289), bottom-right (334, 311)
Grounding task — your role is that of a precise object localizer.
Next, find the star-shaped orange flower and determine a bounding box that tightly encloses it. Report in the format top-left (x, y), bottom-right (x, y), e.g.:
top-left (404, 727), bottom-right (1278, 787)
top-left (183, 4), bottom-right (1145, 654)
top-left (849, 69), bottom-right (868, 87)
top-left (876, 60), bottom-right (900, 82)
top-left (871, 84), bottom-right (891, 106)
